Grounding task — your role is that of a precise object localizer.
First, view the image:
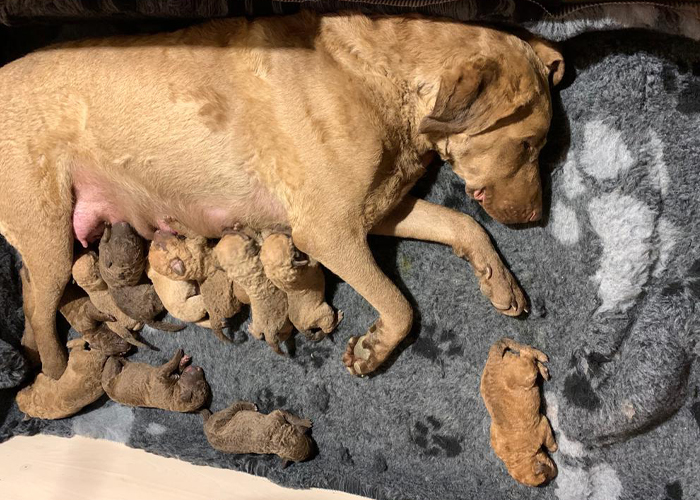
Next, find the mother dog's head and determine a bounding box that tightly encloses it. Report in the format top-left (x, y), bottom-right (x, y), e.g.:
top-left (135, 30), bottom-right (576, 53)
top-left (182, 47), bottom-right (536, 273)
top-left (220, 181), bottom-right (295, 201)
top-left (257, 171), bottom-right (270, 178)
top-left (420, 34), bottom-right (564, 224)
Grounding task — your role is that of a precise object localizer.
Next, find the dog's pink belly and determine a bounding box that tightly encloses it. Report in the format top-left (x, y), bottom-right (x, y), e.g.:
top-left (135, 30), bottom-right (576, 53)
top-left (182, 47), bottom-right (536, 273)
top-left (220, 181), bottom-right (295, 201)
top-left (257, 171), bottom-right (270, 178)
top-left (71, 175), bottom-right (288, 247)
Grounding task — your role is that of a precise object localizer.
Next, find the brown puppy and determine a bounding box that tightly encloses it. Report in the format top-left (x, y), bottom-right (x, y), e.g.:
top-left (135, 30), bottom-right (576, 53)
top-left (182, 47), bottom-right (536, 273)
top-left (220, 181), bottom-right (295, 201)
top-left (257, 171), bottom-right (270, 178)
top-left (213, 231), bottom-right (293, 354)
top-left (202, 402), bottom-right (314, 463)
top-left (259, 232), bottom-right (340, 340)
top-left (21, 270), bottom-right (129, 360)
top-left (16, 339), bottom-right (107, 420)
top-left (0, 12), bottom-right (563, 378)
top-left (99, 222), bottom-right (183, 332)
top-left (58, 283), bottom-right (131, 356)
top-left (480, 338), bottom-right (557, 487)
top-left (148, 232), bottom-right (240, 343)
top-left (102, 349), bottom-right (210, 412)
top-left (72, 252), bottom-right (146, 348)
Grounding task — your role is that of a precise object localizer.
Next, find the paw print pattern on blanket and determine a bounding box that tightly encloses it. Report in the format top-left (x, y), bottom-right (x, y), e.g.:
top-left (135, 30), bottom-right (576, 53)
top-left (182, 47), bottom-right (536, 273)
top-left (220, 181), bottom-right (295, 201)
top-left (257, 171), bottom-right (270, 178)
top-left (547, 105), bottom-right (699, 446)
top-left (410, 416), bottom-right (463, 458)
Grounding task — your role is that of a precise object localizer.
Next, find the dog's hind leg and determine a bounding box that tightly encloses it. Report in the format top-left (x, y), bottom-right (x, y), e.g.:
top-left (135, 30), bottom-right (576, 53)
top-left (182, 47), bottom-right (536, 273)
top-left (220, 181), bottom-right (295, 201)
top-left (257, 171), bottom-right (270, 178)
top-left (13, 225), bottom-right (73, 380)
top-left (19, 266), bottom-right (39, 368)
top-left (0, 162), bottom-right (74, 379)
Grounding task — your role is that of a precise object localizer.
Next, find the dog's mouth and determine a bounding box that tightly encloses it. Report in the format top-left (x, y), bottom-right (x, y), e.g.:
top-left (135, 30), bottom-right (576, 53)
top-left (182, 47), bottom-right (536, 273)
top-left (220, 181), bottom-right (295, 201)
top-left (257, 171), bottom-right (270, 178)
top-left (466, 186), bottom-right (486, 203)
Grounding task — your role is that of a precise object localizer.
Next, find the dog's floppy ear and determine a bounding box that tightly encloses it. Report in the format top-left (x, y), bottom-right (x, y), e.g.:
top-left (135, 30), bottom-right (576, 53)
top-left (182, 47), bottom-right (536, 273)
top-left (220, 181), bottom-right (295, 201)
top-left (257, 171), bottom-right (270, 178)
top-left (527, 37), bottom-right (564, 87)
top-left (420, 57), bottom-right (535, 137)
top-left (419, 57), bottom-right (498, 137)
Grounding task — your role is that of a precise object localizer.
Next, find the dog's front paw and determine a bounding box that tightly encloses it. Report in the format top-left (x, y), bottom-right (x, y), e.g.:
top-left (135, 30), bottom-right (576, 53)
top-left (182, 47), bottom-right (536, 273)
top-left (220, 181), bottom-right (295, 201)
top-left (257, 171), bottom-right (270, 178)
top-left (342, 321), bottom-right (391, 376)
top-left (343, 336), bottom-right (376, 376)
top-left (474, 259), bottom-right (527, 317)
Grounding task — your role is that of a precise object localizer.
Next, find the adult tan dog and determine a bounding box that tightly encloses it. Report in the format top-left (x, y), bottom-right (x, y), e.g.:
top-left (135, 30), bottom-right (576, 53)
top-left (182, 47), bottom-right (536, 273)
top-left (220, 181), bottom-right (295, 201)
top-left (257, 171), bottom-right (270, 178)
top-left (0, 12), bottom-right (563, 379)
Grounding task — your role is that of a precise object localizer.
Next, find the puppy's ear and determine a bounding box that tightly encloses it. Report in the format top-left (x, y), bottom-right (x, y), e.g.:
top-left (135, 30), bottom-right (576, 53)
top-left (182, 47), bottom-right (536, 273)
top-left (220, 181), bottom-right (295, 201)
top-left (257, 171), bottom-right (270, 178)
top-left (419, 57), bottom-right (498, 136)
top-left (170, 258), bottom-right (186, 276)
top-left (527, 37), bottom-right (564, 87)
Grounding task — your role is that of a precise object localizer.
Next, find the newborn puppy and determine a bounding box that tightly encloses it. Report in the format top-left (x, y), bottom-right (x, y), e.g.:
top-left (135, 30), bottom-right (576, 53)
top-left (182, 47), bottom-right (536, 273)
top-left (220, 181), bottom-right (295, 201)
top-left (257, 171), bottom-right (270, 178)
top-left (16, 339), bottom-right (107, 419)
top-left (102, 348), bottom-right (209, 412)
top-left (99, 223), bottom-right (183, 332)
top-left (480, 338), bottom-right (557, 487)
top-left (214, 231), bottom-right (292, 354)
top-left (149, 231), bottom-right (240, 343)
top-left (72, 251), bottom-right (146, 348)
top-left (147, 264), bottom-right (211, 328)
top-left (202, 401), bottom-right (314, 463)
top-left (59, 283), bottom-right (131, 356)
top-left (260, 233), bottom-right (340, 340)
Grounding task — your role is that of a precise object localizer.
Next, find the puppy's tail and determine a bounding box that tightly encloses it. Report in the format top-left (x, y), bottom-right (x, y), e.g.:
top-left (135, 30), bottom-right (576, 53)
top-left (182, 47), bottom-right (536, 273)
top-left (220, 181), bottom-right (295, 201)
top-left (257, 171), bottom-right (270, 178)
top-left (200, 408), bottom-right (212, 423)
top-left (146, 320), bottom-right (186, 333)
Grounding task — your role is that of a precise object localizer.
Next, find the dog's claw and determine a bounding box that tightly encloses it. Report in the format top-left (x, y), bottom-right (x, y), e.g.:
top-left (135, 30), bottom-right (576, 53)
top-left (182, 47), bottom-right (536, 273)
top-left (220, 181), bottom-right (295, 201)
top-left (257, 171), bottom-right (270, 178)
top-left (342, 335), bottom-right (376, 376)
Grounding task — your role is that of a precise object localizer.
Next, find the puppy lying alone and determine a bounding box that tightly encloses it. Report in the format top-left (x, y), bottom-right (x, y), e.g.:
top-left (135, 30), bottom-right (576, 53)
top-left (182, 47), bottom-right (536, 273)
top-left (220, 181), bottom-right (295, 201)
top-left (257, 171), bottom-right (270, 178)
top-left (102, 349), bottom-right (210, 412)
top-left (202, 401), bottom-right (314, 463)
top-left (480, 338), bottom-right (557, 487)
top-left (16, 339), bottom-right (107, 420)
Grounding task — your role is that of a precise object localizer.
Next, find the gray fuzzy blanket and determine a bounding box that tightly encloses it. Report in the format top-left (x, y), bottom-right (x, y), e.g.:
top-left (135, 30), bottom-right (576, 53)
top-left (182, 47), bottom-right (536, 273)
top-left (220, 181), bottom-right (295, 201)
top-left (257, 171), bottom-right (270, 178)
top-left (1, 12), bottom-right (699, 500)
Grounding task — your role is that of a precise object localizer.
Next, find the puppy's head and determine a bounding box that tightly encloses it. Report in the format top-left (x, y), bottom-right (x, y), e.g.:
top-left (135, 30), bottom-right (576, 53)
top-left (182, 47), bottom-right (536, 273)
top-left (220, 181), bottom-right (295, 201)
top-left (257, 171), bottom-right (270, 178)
top-left (419, 33), bottom-right (564, 224)
top-left (149, 231), bottom-right (210, 281)
top-left (271, 422), bottom-right (315, 463)
top-left (507, 449), bottom-right (557, 487)
top-left (72, 252), bottom-right (105, 291)
top-left (99, 223), bottom-right (147, 287)
top-left (174, 362), bottom-right (210, 411)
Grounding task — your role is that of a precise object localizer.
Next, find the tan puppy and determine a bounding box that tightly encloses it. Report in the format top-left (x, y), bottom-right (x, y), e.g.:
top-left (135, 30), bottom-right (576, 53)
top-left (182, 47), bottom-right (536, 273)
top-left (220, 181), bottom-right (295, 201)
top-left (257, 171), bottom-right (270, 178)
top-left (146, 264), bottom-right (211, 328)
top-left (148, 232), bottom-right (241, 343)
top-left (260, 232), bottom-right (340, 339)
top-left (0, 12), bottom-right (563, 378)
top-left (16, 339), bottom-right (107, 420)
top-left (102, 349), bottom-right (210, 412)
top-left (213, 231), bottom-right (293, 353)
top-left (480, 338), bottom-right (557, 487)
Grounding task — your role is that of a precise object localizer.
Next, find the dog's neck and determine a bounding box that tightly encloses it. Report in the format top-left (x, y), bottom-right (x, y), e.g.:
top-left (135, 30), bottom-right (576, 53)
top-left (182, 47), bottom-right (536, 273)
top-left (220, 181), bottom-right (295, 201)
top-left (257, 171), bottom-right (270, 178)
top-left (316, 13), bottom-right (496, 155)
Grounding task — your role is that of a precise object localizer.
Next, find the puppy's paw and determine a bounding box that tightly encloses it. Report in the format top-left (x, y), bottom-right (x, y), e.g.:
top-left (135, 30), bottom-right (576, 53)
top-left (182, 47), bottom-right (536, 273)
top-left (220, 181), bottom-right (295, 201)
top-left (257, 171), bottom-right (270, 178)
top-left (474, 259), bottom-right (527, 317)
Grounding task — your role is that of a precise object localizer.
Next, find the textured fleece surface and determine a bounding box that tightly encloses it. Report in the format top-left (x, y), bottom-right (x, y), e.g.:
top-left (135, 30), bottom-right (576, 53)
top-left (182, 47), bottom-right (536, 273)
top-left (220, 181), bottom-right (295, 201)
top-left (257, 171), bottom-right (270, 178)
top-left (1, 22), bottom-right (699, 500)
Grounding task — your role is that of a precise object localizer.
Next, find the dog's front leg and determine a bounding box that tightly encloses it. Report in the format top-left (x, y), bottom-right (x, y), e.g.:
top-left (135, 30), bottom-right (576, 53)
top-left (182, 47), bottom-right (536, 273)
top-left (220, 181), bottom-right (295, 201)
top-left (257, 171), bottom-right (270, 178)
top-left (372, 196), bottom-right (527, 316)
top-left (293, 226), bottom-right (412, 376)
